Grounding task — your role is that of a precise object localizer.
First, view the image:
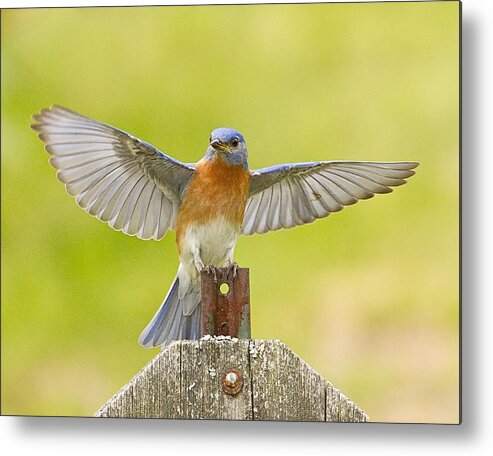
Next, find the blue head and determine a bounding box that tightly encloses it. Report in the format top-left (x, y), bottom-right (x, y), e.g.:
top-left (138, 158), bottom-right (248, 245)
top-left (206, 128), bottom-right (248, 167)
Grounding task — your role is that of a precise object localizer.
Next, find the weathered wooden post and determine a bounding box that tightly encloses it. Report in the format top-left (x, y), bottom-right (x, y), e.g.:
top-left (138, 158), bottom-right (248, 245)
top-left (95, 268), bottom-right (369, 422)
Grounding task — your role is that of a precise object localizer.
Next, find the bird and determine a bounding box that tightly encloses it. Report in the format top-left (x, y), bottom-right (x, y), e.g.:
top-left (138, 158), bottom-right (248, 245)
top-left (31, 105), bottom-right (419, 348)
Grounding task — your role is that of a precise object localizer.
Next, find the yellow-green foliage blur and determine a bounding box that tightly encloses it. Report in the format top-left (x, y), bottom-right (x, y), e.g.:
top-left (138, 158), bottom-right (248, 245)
top-left (1, 2), bottom-right (459, 423)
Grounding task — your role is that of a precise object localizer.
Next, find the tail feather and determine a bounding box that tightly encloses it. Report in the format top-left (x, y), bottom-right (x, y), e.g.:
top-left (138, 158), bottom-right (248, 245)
top-left (138, 274), bottom-right (201, 348)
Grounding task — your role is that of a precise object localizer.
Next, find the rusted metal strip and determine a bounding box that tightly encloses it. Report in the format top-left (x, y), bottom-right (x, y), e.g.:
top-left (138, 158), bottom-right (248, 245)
top-left (200, 267), bottom-right (250, 338)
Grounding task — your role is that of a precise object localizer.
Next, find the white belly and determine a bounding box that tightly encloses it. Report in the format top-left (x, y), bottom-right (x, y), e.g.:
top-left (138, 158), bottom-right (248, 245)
top-left (180, 217), bottom-right (240, 277)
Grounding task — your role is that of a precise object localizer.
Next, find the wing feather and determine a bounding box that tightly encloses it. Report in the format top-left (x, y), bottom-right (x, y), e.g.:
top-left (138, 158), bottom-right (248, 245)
top-left (78, 163), bottom-right (138, 213)
top-left (267, 182), bottom-right (282, 231)
top-left (336, 167), bottom-right (401, 189)
top-left (114, 175), bottom-right (148, 232)
top-left (318, 172), bottom-right (359, 205)
top-left (140, 186), bottom-right (160, 240)
top-left (32, 105), bottom-right (195, 240)
top-left (254, 187), bottom-right (273, 234)
top-left (279, 179), bottom-right (293, 229)
top-left (157, 195), bottom-right (172, 240)
top-left (129, 180), bottom-right (155, 236)
top-left (308, 174), bottom-right (344, 212)
top-left (242, 193), bottom-right (262, 235)
top-left (242, 160), bottom-right (418, 235)
top-left (94, 166), bottom-right (142, 220)
top-left (321, 170), bottom-right (374, 200)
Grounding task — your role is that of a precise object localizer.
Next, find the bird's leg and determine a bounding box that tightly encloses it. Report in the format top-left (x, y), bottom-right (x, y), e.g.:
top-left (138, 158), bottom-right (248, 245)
top-left (193, 247), bottom-right (219, 283)
top-left (192, 246), bottom-right (205, 274)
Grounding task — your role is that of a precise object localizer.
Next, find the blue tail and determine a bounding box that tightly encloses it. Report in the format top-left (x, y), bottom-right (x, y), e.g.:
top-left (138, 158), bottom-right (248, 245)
top-left (138, 275), bottom-right (201, 348)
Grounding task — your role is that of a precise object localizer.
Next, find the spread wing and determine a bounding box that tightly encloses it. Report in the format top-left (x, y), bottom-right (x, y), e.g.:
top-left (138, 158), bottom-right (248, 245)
top-left (32, 105), bottom-right (195, 240)
top-left (242, 161), bottom-right (419, 235)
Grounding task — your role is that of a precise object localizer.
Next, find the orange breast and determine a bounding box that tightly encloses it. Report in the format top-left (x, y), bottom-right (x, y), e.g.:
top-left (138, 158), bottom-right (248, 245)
top-left (175, 156), bottom-right (251, 251)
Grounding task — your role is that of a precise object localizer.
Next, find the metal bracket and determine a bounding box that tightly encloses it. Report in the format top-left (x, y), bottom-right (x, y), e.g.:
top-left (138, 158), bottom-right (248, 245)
top-left (200, 267), bottom-right (251, 338)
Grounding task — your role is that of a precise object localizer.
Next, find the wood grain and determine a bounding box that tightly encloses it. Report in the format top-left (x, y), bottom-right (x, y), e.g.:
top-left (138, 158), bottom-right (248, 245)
top-left (95, 338), bottom-right (368, 422)
top-left (249, 339), bottom-right (326, 421)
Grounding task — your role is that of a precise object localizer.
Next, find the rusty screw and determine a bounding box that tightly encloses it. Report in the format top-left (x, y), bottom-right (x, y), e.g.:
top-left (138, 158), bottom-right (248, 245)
top-left (222, 368), bottom-right (243, 395)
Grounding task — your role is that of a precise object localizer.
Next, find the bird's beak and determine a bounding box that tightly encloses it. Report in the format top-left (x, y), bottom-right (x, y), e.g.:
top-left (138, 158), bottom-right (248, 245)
top-left (210, 139), bottom-right (231, 152)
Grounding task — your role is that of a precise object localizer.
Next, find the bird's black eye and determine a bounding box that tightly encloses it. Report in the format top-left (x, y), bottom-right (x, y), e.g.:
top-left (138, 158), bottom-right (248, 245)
top-left (231, 137), bottom-right (240, 147)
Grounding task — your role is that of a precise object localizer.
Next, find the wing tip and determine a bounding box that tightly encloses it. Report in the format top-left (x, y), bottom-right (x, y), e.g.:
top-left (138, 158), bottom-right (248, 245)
top-left (31, 110), bottom-right (46, 129)
top-left (404, 161), bottom-right (420, 171)
top-left (36, 132), bottom-right (50, 144)
top-left (31, 104), bottom-right (83, 125)
top-left (31, 105), bottom-right (58, 129)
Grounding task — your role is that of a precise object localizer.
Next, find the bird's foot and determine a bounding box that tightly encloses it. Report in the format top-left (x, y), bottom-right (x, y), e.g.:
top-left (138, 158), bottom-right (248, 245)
top-left (203, 265), bottom-right (220, 283)
top-left (229, 262), bottom-right (239, 279)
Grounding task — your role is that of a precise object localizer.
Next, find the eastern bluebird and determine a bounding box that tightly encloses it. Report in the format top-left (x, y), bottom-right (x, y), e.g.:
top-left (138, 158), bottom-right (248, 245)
top-left (32, 106), bottom-right (418, 348)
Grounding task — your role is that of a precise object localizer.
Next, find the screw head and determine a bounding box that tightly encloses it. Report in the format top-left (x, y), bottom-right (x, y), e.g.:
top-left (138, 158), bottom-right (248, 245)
top-left (225, 372), bottom-right (238, 387)
top-left (222, 368), bottom-right (243, 395)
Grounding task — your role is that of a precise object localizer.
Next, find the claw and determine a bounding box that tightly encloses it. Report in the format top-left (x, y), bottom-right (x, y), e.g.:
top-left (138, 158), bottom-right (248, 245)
top-left (203, 265), bottom-right (219, 283)
top-left (229, 262), bottom-right (239, 279)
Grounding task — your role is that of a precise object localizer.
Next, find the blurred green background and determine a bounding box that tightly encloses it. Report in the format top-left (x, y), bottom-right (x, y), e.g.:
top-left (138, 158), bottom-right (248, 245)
top-left (1, 2), bottom-right (459, 423)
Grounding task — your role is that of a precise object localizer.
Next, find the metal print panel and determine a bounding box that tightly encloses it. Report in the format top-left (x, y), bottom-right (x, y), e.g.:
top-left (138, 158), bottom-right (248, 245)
top-left (1, 1), bottom-right (460, 423)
